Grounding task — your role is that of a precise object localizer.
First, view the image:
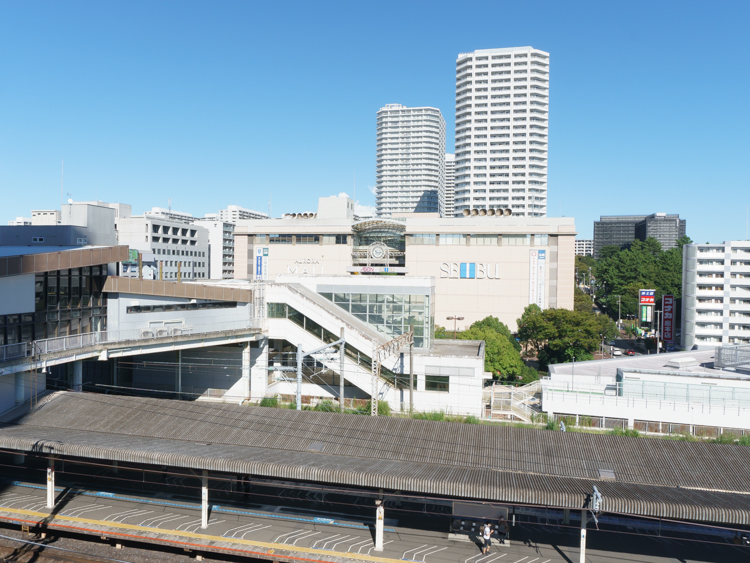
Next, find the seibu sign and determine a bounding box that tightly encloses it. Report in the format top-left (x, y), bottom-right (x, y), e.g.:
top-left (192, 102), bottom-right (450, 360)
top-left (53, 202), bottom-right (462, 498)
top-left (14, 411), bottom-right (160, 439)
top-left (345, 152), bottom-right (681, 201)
top-left (440, 262), bottom-right (500, 279)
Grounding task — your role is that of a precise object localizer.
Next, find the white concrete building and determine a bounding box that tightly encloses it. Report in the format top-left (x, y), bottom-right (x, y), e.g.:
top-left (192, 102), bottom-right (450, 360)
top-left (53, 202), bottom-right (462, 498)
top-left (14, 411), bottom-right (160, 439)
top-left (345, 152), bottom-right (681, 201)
top-left (375, 104), bottom-right (446, 217)
top-left (7, 217), bottom-right (31, 226)
top-left (682, 241), bottom-right (750, 348)
top-left (117, 215), bottom-right (209, 281)
top-left (30, 210), bottom-right (61, 225)
top-left (543, 349), bottom-right (750, 436)
top-left (194, 219), bottom-right (235, 279)
top-left (234, 195), bottom-right (575, 332)
top-left (144, 207), bottom-right (195, 224)
top-left (441, 153), bottom-right (456, 218)
top-left (575, 239), bottom-right (593, 256)
top-left (455, 47), bottom-right (549, 217)
top-left (213, 205), bottom-right (268, 223)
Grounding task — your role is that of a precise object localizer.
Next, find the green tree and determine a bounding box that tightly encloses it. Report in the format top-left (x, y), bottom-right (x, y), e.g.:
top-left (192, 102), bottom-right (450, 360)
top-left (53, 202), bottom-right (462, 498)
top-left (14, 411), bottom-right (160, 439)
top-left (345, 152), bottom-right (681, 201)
top-left (516, 304), bottom-right (544, 358)
top-left (459, 327), bottom-right (524, 379)
top-left (470, 316), bottom-right (521, 352)
top-left (574, 286), bottom-right (593, 313)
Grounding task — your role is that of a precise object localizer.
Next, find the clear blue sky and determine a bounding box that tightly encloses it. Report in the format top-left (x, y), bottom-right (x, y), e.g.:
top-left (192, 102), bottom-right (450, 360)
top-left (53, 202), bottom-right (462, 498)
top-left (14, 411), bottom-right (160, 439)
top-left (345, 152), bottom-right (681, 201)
top-left (1, 1), bottom-right (748, 243)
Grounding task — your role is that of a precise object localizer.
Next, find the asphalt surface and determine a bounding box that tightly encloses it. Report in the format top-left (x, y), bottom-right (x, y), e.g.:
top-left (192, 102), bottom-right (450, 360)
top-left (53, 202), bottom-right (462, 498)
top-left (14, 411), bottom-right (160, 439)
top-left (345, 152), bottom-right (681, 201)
top-left (0, 480), bottom-right (747, 563)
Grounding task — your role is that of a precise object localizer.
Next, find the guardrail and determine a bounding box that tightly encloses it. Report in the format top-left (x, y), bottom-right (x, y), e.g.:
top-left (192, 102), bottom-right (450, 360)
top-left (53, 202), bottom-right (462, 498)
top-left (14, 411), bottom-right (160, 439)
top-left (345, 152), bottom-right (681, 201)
top-left (1, 320), bottom-right (264, 362)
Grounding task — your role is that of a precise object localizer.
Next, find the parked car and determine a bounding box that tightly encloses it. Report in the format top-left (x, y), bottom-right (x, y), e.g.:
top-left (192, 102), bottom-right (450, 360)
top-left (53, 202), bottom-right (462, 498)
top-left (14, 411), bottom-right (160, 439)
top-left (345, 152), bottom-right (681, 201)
top-left (612, 348), bottom-right (622, 356)
top-left (625, 349), bottom-right (636, 356)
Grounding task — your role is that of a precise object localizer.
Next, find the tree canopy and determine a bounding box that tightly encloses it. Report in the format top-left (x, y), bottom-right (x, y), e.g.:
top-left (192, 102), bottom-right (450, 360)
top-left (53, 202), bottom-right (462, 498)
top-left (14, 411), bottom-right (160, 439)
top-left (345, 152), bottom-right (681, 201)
top-left (459, 327), bottom-right (524, 377)
top-left (594, 236), bottom-right (691, 319)
top-left (517, 304), bottom-right (618, 370)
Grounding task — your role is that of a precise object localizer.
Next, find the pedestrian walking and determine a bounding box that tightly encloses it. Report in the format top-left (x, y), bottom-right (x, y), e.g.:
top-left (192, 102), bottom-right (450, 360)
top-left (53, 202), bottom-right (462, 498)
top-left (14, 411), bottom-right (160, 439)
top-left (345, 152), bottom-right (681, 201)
top-left (497, 516), bottom-right (509, 544)
top-left (481, 521), bottom-right (493, 554)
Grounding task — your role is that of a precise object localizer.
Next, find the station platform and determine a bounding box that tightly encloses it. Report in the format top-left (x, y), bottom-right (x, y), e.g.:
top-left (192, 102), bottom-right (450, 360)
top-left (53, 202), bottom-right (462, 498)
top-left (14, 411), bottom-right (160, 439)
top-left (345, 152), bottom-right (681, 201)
top-left (0, 481), bottom-right (744, 563)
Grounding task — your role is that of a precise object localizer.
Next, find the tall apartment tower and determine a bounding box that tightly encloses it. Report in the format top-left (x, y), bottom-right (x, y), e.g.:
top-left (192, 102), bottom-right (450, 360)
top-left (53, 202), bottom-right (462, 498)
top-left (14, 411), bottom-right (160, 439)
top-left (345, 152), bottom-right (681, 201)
top-left (375, 104), bottom-right (446, 217)
top-left (441, 153), bottom-right (456, 217)
top-left (454, 47), bottom-right (549, 217)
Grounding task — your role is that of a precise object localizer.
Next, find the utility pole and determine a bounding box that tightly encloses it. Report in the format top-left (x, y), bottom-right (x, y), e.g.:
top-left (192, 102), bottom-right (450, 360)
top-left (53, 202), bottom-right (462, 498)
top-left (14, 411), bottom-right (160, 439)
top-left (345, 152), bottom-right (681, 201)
top-left (371, 330), bottom-right (414, 416)
top-left (655, 309), bottom-right (662, 355)
top-left (409, 324), bottom-right (414, 414)
top-left (339, 327), bottom-right (345, 412)
top-left (296, 343), bottom-right (303, 410)
top-left (447, 316), bottom-right (464, 339)
top-left (617, 295), bottom-right (622, 330)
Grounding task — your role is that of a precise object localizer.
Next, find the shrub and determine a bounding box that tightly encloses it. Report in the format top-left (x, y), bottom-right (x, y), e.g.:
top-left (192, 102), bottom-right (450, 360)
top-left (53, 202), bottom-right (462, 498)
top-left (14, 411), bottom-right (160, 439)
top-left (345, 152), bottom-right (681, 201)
top-left (545, 420), bottom-right (559, 431)
top-left (314, 400), bottom-right (337, 412)
top-left (609, 428), bottom-right (640, 437)
top-left (464, 415), bottom-right (480, 424)
top-left (259, 396), bottom-right (278, 408)
top-left (412, 411), bottom-right (445, 421)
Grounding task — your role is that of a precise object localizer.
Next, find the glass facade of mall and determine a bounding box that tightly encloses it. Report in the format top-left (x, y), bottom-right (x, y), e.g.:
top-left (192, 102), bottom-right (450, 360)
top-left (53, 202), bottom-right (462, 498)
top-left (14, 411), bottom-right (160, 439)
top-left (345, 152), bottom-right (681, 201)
top-left (0, 266), bottom-right (108, 346)
top-left (319, 291), bottom-right (434, 349)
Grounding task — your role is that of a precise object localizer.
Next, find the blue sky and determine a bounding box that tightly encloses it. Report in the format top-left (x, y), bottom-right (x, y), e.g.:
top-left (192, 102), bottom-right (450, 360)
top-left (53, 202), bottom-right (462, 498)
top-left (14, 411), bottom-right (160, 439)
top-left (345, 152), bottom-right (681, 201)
top-left (1, 0), bottom-right (748, 243)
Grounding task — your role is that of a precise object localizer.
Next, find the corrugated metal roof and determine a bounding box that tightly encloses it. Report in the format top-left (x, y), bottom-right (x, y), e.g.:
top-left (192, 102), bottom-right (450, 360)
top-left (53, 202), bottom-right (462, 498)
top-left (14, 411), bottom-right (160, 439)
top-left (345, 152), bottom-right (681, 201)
top-left (1, 392), bottom-right (749, 524)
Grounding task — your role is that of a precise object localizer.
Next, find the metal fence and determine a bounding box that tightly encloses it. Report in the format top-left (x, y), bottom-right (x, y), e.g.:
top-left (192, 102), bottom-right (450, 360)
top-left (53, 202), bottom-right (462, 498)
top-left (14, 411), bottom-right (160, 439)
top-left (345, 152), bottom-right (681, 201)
top-left (715, 343), bottom-right (750, 369)
top-left (0, 342), bottom-right (29, 362)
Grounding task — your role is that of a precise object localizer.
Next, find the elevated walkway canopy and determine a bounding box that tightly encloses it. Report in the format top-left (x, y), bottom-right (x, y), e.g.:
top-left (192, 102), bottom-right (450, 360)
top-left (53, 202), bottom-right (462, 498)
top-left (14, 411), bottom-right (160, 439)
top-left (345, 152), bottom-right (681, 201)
top-left (1, 392), bottom-right (749, 525)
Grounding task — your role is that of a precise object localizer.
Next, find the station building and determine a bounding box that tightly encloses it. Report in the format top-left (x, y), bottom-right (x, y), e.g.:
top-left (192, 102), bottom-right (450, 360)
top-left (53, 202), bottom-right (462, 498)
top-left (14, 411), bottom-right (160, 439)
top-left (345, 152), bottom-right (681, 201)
top-left (234, 196), bottom-right (576, 333)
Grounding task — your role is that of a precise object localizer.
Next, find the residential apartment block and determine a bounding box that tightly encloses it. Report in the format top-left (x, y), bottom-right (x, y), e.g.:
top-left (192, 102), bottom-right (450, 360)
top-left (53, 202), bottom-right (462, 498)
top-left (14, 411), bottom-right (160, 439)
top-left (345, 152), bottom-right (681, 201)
top-left (682, 241), bottom-right (750, 348)
top-left (574, 239), bottom-right (593, 256)
top-left (454, 47), bottom-right (549, 217)
top-left (194, 219), bottom-right (235, 279)
top-left (375, 104), bottom-right (446, 216)
top-left (441, 153), bottom-right (455, 218)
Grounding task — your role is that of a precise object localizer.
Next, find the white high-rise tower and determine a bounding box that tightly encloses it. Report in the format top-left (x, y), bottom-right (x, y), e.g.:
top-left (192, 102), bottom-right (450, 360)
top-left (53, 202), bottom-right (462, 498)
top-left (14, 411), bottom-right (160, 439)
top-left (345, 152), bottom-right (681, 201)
top-left (375, 104), bottom-right (446, 216)
top-left (441, 153), bottom-right (455, 217)
top-left (454, 47), bottom-right (549, 217)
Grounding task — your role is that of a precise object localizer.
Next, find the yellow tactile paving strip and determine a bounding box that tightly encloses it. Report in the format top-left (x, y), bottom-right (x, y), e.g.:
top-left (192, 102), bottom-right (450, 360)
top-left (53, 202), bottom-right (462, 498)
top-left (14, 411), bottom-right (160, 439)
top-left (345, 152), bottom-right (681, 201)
top-left (0, 506), bottom-right (405, 563)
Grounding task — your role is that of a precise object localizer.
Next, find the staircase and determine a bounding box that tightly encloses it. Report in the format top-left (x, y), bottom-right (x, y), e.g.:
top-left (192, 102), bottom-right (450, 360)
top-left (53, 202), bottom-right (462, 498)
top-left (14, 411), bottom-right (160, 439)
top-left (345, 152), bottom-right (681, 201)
top-left (490, 380), bottom-right (542, 422)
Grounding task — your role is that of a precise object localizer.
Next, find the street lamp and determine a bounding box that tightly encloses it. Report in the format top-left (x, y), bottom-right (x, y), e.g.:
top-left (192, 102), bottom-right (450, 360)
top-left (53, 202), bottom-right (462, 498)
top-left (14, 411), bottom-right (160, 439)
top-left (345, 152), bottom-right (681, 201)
top-left (446, 316), bottom-right (464, 339)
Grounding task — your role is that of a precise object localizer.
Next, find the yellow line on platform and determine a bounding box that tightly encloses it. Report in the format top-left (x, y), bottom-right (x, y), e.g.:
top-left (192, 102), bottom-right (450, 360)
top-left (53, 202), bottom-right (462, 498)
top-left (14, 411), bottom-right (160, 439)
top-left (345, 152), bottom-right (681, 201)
top-left (0, 506), bottom-right (405, 563)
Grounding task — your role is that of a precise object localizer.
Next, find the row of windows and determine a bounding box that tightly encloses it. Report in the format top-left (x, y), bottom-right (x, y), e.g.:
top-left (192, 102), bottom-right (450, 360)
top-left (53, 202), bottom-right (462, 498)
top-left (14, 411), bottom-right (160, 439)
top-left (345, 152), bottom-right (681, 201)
top-left (126, 301), bottom-right (237, 314)
top-left (257, 234), bottom-right (348, 245)
top-left (409, 234), bottom-right (549, 246)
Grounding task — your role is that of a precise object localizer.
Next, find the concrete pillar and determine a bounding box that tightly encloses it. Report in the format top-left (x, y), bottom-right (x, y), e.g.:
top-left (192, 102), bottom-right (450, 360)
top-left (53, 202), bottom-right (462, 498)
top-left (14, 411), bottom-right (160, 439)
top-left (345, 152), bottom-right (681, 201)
top-left (113, 358), bottom-right (118, 387)
top-left (241, 342), bottom-right (251, 400)
top-left (176, 351), bottom-right (182, 393)
top-left (374, 502), bottom-right (384, 551)
top-left (250, 339), bottom-right (268, 401)
top-left (72, 361), bottom-right (83, 392)
top-left (14, 372), bottom-right (25, 404)
top-left (47, 458), bottom-right (55, 509)
top-left (627, 418), bottom-right (634, 430)
top-left (339, 328), bottom-right (345, 412)
top-left (113, 461), bottom-right (118, 474)
top-left (580, 509), bottom-right (587, 563)
top-left (563, 508), bottom-right (570, 526)
top-left (201, 470), bottom-right (209, 529)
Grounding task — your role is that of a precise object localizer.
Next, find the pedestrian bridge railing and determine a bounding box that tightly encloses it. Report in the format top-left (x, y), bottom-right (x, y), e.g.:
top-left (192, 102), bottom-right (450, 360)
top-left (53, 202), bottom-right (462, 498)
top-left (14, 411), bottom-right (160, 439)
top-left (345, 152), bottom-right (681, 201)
top-left (1, 320), bottom-right (264, 363)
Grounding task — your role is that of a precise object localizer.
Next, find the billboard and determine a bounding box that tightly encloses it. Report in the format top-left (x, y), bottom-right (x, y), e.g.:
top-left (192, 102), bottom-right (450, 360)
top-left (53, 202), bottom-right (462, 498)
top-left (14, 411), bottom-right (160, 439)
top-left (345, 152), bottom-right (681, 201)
top-left (640, 305), bottom-right (652, 323)
top-left (639, 289), bottom-right (656, 305)
top-left (662, 294), bottom-right (675, 342)
top-left (255, 247), bottom-right (269, 280)
top-left (529, 250), bottom-right (546, 308)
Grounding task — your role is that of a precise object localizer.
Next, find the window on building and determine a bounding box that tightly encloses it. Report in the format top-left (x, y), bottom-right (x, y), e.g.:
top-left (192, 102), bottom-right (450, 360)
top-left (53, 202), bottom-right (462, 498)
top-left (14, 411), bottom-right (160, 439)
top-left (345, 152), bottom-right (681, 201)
top-left (471, 235), bottom-right (497, 246)
top-left (440, 234), bottom-right (466, 245)
top-left (269, 234), bottom-right (293, 244)
top-left (411, 234), bottom-right (437, 245)
top-left (296, 235), bottom-right (320, 244)
top-left (425, 375), bottom-right (449, 392)
top-left (534, 234), bottom-right (549, 246)
top-left (503, 234), bottom-right (531, 246)
top-left (336, 235), bottom-right (348, 244)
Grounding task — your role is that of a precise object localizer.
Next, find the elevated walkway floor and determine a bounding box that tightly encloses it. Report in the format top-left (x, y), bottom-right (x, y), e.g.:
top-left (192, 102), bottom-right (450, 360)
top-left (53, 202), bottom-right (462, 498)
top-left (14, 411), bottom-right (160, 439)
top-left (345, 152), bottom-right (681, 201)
top-left (0, 479), bottom-right (744, 563)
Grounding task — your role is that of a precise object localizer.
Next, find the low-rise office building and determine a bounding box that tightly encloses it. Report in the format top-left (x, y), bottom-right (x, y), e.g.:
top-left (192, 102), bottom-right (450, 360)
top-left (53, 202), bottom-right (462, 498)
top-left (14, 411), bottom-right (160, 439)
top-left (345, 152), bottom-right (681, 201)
top-left (194, 219), bottom-right (235, 279)
top-left (234, 196), bottom-right (575, 331)
top-left (682, 240), bottom-right (750, 348)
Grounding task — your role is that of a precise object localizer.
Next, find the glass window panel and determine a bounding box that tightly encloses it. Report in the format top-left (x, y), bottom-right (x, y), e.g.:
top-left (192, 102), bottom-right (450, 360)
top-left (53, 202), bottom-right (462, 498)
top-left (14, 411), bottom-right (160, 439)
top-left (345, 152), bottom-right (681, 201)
top-left (351, 303), bottom-right (367, 315)
top-left (334, 293), bottom-right (350, 303)
top-left (425, 375), bottom-right (449, 392)
top-left (369, 314), bottom-right (384, 325)
top-left (353, 313), bottom-right (368, 323)
top-left (320, 292), bottom-right (333, 301)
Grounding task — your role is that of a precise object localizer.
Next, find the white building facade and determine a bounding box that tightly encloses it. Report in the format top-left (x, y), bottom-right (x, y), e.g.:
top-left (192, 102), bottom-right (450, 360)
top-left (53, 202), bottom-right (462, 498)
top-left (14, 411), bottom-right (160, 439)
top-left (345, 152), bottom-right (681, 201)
top-left (375, 104), bottom-right (446, 217)
top-left (682, 240), bottom-right (750, 348)
top-left (454, 47), bottom-right (549, 217)
top-left (194, 219), bottom-right (235, 279)
top-left (574, 239), bottom-right (593, 256)
top-left (117, 215), bottom-right (209, 281)
top-left (441, 153), bottom-right (456, 218)
top-left (213, 205), bottom-right (268, 223)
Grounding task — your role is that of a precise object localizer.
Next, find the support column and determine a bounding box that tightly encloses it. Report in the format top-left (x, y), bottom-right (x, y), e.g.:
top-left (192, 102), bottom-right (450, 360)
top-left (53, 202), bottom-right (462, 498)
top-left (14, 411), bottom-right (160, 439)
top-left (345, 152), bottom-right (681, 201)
top-left (580, 509), bottom-right (587, 563)
top-left (374, 501), bottom-right (384, 551)
top-left (72, 360), bottom-right (82, 392)
top-left (15, 372), bottom-right (25, 404)
top-left (250, 338), bottom-right (268, 401)
top-left (409, 326), bottom-right (414, 414)
top-left (296, 344), bottom-right (303, 410)
top-left (201, 470), bottom-right (209, 529)
top-left (47, 458), bottom-right (55, 509)
top-left (113, 358), bottom-right (118, 387)
top-left (176, 351), bottom-right (182, 393)
top-left (563, 508), bottom-right (570, 526)
top-left (241, 342), bottom-right (251, 401)
top-left (339, 328), bottom-right (345, 412)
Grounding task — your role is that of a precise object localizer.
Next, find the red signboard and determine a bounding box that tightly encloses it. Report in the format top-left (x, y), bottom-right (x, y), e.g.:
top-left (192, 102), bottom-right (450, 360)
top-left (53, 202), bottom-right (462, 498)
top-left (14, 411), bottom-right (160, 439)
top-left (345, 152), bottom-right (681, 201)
top-left (662, 294), bottom-right (675, 342)
top-left (639, 289), bottom-right (656, 305)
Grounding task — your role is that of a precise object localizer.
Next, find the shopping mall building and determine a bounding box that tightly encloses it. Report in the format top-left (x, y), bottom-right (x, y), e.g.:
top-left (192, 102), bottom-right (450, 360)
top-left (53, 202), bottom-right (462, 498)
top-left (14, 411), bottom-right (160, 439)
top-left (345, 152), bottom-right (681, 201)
top-left (235, 196), bottom-right (575, 335)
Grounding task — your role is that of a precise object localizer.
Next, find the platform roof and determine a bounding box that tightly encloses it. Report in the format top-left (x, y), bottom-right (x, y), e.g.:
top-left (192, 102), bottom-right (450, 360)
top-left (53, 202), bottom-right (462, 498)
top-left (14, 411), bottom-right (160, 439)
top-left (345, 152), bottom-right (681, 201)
top-left (1, 392), bottom-right (749, 525)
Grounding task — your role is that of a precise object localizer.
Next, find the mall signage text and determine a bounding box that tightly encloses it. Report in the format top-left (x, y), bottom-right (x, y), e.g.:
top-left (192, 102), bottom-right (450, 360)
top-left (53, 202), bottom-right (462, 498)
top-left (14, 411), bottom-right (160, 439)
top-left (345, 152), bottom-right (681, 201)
top-left (440, 263), bottom-right (500, 279)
